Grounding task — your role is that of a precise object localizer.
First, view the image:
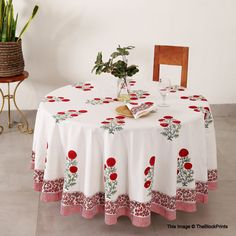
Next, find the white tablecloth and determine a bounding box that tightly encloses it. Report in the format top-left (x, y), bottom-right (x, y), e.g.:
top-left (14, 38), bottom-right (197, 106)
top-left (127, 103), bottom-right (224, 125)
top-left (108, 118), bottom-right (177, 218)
top-left (31, 78), bottom-right (217, 227)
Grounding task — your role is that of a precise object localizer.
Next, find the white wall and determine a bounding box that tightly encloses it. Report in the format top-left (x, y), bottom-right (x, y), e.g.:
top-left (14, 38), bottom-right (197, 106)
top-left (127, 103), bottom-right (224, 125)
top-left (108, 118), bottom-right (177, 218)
top-left (3, 0), bottom-right (236, 110)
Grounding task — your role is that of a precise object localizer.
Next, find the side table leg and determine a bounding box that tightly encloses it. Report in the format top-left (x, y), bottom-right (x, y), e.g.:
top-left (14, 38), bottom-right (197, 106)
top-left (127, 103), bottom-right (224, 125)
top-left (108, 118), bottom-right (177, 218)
top-left (7, 83), bottom-right (13, 128)
top-left (0, 88), bottom-right (5, 134)
top-left (12, 81), bottom-right (33, 134)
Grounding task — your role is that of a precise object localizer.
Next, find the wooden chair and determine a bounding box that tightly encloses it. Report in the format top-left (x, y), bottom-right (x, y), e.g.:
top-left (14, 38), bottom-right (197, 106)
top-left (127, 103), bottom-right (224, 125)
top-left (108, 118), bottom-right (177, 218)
top-left (153, 45), bottom-right (189, 88)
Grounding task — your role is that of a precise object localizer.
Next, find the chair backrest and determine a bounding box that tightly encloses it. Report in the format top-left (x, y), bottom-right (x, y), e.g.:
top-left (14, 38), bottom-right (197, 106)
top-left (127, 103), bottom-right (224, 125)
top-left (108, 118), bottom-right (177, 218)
top-left (153, 45), bottom-right (189, 88)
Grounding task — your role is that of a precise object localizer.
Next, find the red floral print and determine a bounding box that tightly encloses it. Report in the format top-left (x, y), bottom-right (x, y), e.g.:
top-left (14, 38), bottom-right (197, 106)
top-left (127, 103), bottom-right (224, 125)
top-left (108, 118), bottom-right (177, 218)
top-left (106, 157), bottom-right (116, 167)
top-left (144, 180), bottom-right (151, 188)
top-left (110, 173), bottom-right (118, 181)
top-left (104, 157), bottom-right (118, 199)
top-left (184, 163), bottom-right (192, 169)
top-left (68, 150), bottom-right (77, 160)
top-left (179, 148), bottom-right (189, 157)
top-left (69, 166), bottom-right (78, 173)
top-left (64, 150), bottom-right (78, 190)
top-left (73, 82), bottom-right (94, 91)
top-left (43, 96), bottom-right (71, 103)
top-left (149, 156), bottom-right (156, 166)
top-left (159, 116), bottom-right (182, 140)
top-left (177, 148), bottom-right (194, 186)
top-left (144, 167), bottom-right (150, 175)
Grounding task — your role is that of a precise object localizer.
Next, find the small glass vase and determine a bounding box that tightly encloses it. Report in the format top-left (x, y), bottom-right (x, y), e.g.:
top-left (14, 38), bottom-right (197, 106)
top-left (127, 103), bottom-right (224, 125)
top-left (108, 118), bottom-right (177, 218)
top-left (117, 77), bottom-right (130, 102)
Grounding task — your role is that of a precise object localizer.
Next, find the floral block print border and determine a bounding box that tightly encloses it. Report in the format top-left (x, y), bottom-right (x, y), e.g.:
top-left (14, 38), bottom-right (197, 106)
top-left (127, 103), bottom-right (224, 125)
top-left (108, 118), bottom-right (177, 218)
top-left (189, 106), bottom-right (213, 128)
top-left (73, 82), bottom-right (94, 91)
top-left (181, 95), bottom-right (207, 101)
top-left (104, 157), bottom-right (118, 200)
top-left (53, 109), bottom-right (88, 123)
top-left (129, 90), bottom-right (150, 101)
top-left (177, 148), bottom-right (194, 187)
top-left (64, 150), bottom-right (79, 191)
top-left (144, 156), bottom-right (156, 196)
top-left (100, 116), bottom-right (126, 134)
top-left (86, 97), bottom-right (118, 105)
top-left (42, 96), bottom-right (70, 103)
top-left (158, 116), bottom-right (182, 141)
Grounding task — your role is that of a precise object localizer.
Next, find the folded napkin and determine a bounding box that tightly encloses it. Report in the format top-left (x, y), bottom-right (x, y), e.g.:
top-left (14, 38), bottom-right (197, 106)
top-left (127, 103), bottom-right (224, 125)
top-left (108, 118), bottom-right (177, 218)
top-left (126, 101), bottom-right (157, 119)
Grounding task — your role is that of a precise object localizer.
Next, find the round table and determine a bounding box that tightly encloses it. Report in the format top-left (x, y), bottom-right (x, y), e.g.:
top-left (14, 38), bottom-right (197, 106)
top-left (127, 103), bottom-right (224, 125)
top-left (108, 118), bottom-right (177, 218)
top-left (32, 78), bottom-right (217, 227)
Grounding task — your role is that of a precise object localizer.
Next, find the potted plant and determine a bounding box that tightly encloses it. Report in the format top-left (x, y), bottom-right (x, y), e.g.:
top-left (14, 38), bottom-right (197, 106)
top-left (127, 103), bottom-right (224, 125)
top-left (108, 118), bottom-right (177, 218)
top-left (92, 45), bottom-right (139, 101)
top-left (0, 0), bottom-right (39, 77)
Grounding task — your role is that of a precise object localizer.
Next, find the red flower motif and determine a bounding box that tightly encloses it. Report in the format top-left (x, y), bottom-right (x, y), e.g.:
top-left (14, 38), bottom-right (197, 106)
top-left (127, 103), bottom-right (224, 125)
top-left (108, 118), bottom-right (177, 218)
top-left (94, 98), bottom-right (101, 100)
top-left (145, 102), bottom-right (154, 105)
top-left (106, 157), bottom-right (116, 167)
top-left (89, 86), bottom-right (94, 89)
top-left (194, 109), bottom-right (200, 112)
top-left (130, 102), bottom-right (138, 105)
top-left (101, 121), bottom-right (110, 124)
top-left (48, 99), bottom-right (55, 102)
top-left (193, 95), bottom-right (200, 98)
top-left (164, 116), bottom-right (173, 119)
top-left (158, 118), bottom-right (165, 122)
top-left (70, 114), bottom-right (78, 117)
top-left (104, 164), bottom-right (107, 170)
top-left (116, 116), bottom-right (125, 119)
top-left (149, 156), bottom-right (156, 166)
top-left (106, 118), bottom-right (114, 120)
top-left (140, 96), bottom-right (146, 99)
top-left (143, 93), bottom-right (150, 96)
top-left (160, 123), bottom-right (169, 127)
top-left (190, 98), bottom-right (196, 101)
top-left (68, 110), bottom-right (77, 112)
top-left (103, 101), bottom-right (110, 103)
top-left (84, 83), bottom-right (91, 86)
top-left (184, 162), bottom-right (192, 170)
top-left (69, 166), bottom-right (78, 173)
top-left (62, 99), bottom-right (70, 102)
top-left (47, 96), bottom-right (53, 98)
top-left (144, 167), bottom-right (151, 175)
top-left (57, 112), bottom-right (65, 115)
top-left (189, 106), bottom-right (197, 109)
top-left (68, 150), bottom-right (77, 160)
top-left (201, 98), bottom-right (207, 101)
top-left (144, 180), bottom-right (151, 188)
top-left (110, 173), bottom-right (118, 181)
top-left (173, 120), bottom-right (181, 124)
top-left (105, 97), bottom-right (112, 99)
top-left (76, 86), bottom-right (82, 88)
top-left (204, 107), bottom-right (210, 111)
top-left (58, 97), bottom-right (64, 99)
top-left (117, 121), bottom-right (125, 124)
top-left (130, 97), bottom-right (138, 100)
top-left (179, 148), bottom-right (189, 157)
top-left (83, 89), bottom-right (91, 91)
top-left (180, 96), bottom-right (188, 99)
top-left (79, 110), bottom-right (88, 113)
top-left (178, 88), bottom-right (185, 91)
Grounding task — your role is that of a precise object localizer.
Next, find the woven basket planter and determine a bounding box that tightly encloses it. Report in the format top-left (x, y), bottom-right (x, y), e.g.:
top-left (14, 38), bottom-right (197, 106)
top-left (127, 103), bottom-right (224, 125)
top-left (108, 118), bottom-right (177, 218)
top-left (0, 40), bottom-right (25, 77)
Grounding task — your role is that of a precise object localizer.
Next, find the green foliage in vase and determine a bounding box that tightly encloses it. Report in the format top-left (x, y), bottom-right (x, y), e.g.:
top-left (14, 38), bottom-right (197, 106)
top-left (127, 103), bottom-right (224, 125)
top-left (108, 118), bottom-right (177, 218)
top-left (0, 0), bottom-right (39, 42)
top-left (92, 45), bottom-right (139, 79)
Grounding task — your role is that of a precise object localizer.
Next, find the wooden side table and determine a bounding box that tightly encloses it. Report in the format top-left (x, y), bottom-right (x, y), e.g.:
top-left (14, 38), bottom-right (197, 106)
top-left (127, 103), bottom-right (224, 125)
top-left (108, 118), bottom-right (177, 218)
top-left (0, 71), bottom-right (33, 134)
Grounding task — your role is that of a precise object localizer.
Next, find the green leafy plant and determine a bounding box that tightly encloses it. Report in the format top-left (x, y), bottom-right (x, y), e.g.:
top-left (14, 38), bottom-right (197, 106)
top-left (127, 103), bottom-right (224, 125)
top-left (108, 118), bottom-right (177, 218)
top-left (0, 0), bottom-right (39, 42)
top-left (92, 45), bottom-right (139, 79)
